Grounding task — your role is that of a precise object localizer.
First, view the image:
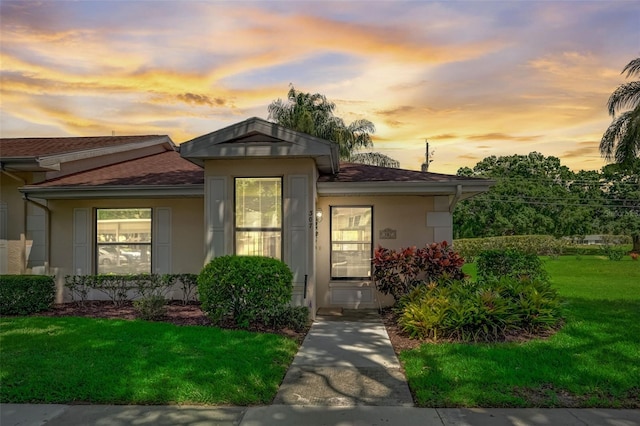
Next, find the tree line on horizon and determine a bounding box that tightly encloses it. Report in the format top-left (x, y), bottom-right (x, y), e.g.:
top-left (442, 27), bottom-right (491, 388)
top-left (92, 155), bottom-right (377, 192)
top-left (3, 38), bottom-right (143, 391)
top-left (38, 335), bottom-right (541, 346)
top-left (453, 152), bottom-right (639, 251)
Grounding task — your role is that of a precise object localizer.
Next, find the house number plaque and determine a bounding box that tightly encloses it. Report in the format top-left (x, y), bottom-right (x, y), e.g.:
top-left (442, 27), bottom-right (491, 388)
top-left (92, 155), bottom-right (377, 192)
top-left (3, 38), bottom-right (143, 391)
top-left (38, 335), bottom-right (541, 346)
top-left (379, 228), bottom-right (397, 239)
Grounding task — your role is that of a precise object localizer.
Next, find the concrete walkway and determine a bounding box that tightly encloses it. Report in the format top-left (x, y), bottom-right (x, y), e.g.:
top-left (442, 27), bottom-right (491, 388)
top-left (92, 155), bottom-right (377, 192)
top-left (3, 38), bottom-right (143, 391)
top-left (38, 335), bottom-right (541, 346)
top-left (272, 309), bottom-right (413, 406)
top-left (2, 309), bottom-right (639, 425)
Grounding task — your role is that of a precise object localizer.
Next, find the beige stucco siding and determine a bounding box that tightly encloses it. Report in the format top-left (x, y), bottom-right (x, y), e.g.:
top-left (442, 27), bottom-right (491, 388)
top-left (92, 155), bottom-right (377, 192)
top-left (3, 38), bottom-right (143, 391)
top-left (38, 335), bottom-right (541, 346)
top-left (48, 197), bottom-right (204, 302)
top-left (0, 171), bottom-right (47, 274)
top-left (315, 194), bottom-right (444, 309)
top-left (204, 158), bottom-right (317, 311)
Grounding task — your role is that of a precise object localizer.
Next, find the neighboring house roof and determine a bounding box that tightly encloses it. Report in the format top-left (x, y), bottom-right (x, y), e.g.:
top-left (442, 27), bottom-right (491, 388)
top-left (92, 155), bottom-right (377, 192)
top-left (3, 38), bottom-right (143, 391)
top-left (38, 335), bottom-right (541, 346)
top-left (0, 135), bottom-right (168, 157)
top-left (20, 151), bottom-right (204, 199)
top-left (180, 117), bottom-right (339, 174)
top-left (12, 119), bottom-right (493, 202)
top-left (1, 135), bottom-right (173, 171)
top-left (317, 162), bottom-right (494, 199)
top-left (320, 162), bottom-right (482, 183)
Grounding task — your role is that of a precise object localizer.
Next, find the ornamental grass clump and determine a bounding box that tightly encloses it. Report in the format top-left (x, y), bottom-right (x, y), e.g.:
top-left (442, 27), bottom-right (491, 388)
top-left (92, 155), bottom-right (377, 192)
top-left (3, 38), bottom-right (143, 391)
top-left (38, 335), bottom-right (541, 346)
top-left (397, 249), bottom-right (563, 342)
top-left (398, 277), bottom-right (563, 342)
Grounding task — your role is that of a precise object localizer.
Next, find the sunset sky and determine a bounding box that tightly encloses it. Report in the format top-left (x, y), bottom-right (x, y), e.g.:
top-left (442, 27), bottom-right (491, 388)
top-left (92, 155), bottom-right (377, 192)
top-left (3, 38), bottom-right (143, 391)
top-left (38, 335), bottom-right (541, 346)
top-left (1, 1), bottom-right (638, 174)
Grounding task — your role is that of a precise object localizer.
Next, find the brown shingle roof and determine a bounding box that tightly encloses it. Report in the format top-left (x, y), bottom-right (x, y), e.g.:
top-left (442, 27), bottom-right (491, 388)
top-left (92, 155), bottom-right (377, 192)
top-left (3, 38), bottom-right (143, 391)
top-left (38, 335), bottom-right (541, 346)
top-left (0, 135), bottom-right (167, 158)
top-left (319, 162), bottom-right (480, 183)
top-left (30, 151), bottom-right (203, 187)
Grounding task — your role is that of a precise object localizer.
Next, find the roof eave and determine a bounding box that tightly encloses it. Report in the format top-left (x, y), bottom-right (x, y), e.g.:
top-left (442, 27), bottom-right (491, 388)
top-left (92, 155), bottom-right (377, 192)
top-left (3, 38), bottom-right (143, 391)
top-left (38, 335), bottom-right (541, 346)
top-left (36, 136), bottom-right (174, 168)
top-left (1, 158), bottom-right (60, 172)
top-left (316, 180), bottom-right (494, 196)
top-left (19, 184), bottom-right (204, 200)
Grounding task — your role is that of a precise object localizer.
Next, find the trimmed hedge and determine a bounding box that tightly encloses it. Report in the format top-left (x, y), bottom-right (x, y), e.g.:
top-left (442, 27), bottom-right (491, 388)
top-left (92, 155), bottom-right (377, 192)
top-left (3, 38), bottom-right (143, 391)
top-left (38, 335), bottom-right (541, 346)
top-left (198, 255), bottom-right (295, 328)
top-left (0, 275), bottom-right (55, 315)
top-left (476, 249), bottom-right (548, 283)
top-left (64, 273), bottom-right (199, 306)
top-left (454, 235), bottom-right (567, 260)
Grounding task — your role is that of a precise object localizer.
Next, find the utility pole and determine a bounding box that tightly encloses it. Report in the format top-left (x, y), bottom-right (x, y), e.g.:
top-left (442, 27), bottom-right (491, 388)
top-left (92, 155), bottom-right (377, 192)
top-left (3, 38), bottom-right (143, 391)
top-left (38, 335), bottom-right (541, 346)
top-left (421, 140), bottom-right (433, 172)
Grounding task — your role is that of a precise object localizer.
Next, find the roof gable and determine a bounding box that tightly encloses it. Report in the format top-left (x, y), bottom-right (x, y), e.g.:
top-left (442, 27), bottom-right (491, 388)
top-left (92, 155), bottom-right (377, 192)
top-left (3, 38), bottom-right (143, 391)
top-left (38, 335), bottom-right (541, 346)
top-left (180, 117), bottom-right (339, 173)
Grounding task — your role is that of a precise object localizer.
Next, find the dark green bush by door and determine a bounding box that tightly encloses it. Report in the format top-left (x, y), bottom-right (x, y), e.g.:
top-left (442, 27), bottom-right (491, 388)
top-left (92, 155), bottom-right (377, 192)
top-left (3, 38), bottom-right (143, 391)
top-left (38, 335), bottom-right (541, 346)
top-left (198, 255), bottom-right (296, 328)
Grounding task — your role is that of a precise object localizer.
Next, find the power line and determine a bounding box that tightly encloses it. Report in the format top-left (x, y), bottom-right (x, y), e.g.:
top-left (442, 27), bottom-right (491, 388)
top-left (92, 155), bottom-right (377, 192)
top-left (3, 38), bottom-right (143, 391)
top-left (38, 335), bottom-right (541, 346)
top-left (462, 198), bottom-right (639, 209)
top-left (475, 176), bottom-right (639, 187)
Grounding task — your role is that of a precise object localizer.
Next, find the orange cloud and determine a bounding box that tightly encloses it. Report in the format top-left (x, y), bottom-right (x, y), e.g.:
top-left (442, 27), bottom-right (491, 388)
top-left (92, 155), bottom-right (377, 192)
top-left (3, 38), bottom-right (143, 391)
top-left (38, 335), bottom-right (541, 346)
top-left (467, 133), bottom-right (541, 142)
top-left (562, 141), bottom-right (601, 159)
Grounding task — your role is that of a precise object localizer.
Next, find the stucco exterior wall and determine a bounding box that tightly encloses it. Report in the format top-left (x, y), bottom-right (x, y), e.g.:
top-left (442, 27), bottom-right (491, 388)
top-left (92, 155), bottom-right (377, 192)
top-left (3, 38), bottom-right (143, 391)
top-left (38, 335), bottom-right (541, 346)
top-left (0, 171), bottom-right (42, 274)
top-left (48, 197), bottom-right (204, 302)
top-left (204, 158), bottom-right (318, 312)
top-left (315, 194), bottom-right (451, 309)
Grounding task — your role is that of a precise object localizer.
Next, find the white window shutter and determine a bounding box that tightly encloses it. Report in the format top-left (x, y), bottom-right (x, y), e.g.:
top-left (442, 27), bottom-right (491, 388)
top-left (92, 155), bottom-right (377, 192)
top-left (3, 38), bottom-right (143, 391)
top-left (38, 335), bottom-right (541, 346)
top-left (153, 207), bottom-right (172, 274)
top-left (73, 208), bottom-right (91, 275)
top-left (206, 177), bottom-right (227, 262)
top-left (0, 202), bottom-right (8, 274)
top-left (287, 175), bottom-right (309, 304)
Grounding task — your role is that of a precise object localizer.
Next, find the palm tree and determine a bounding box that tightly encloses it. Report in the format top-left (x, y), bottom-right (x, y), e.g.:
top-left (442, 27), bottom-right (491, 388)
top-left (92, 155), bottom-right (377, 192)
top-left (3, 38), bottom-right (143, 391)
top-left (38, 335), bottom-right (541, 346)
top-left (268, 86), bottom-right (399, 168)
top-left (600, 57), bottom-right (640, 165)
top-left (350, 152), bottom-right (400, 168)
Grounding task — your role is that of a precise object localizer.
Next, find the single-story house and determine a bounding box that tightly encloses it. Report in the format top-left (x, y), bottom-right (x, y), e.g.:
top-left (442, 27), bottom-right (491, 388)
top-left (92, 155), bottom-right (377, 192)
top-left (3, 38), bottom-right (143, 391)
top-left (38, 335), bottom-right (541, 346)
top-left (0, 117), bottom-right (493, 314)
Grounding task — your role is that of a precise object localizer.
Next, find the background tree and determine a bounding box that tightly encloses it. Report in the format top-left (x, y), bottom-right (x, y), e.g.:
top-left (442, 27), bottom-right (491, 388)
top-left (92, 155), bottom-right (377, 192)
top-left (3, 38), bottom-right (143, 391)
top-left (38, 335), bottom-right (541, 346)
top-left (600, 160), bottom-right (640, 252)
top-left (268, 86), bottom-right (399, 168)
top-left (453, 152), bottom-right (639, 251)
top-left (600, 57), bottom-right (640, 165)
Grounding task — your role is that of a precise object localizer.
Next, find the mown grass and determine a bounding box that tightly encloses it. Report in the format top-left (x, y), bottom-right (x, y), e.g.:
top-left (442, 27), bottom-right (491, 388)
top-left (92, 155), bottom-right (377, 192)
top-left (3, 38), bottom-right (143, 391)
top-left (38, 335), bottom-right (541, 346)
top-left (0, 317), bottom-right (298, 405)
top-left (401, 256), bottom-right (640, 408)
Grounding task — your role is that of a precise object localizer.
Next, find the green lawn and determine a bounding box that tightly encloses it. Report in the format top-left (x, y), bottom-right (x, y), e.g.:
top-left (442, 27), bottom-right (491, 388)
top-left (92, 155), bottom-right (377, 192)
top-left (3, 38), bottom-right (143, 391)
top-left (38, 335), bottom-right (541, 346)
top-left (0, 317), bottom-right (298, 405)
top-left (401, 256), bottom-right (640, 408)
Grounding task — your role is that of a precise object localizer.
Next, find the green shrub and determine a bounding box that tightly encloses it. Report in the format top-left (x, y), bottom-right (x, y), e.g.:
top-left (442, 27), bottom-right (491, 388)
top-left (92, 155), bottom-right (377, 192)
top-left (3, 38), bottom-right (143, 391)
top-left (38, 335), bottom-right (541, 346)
top-left (64, 273), bottom-right (196, 305)
top-left (261, 305), bottom-right (310, 332)
top-left (454, 235), bottom-right (567, 260)
top-left (398, 277), bottom-right (563, 342)
top-left (476, 249), bottom-right (548, 283)
top-left (373, 242), bottom-right (465, 302)
top-left (133, 295), bottom-right (167, 321)
top-left (0, 275), bottom-right (55, 315)
top-left (64, 275), bottom-right (92, 305)
top-left (600, 245), bottom-right (625, 261)
top-left (167, 273), bottom-right (199, 304)
top-left (91, 275), bottom-right (137, 306)
top-left (198, 255), bottom-right (294, 328)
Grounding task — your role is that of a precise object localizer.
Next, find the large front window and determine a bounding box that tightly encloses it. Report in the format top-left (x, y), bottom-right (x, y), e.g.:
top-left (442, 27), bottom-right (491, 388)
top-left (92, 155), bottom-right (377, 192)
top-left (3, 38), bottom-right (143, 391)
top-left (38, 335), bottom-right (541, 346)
top-left (331, 206), bottom-right (372, 279)
top-left (235, 178), bottom-right (282, 259)
top-left (96, 208), bottom-right (151, 274)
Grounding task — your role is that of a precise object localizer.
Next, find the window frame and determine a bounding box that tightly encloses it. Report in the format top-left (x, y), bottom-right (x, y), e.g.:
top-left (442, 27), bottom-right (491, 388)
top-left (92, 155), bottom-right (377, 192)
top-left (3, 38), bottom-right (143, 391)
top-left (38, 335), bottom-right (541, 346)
top-left (95, 208), bottom-right (153, 274)
top-left (330, 205), bottom-right (374, 280)
top-left (233, 177), bottom-right (283, 260)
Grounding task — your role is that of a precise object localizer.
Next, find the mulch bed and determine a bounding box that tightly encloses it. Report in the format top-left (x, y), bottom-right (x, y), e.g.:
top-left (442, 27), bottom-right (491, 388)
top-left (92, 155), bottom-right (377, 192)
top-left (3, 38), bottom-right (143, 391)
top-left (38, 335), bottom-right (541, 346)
top-left (36, 301), bottom-right (308, 344)
top-left (35, 302), bottom-right (558, 352)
